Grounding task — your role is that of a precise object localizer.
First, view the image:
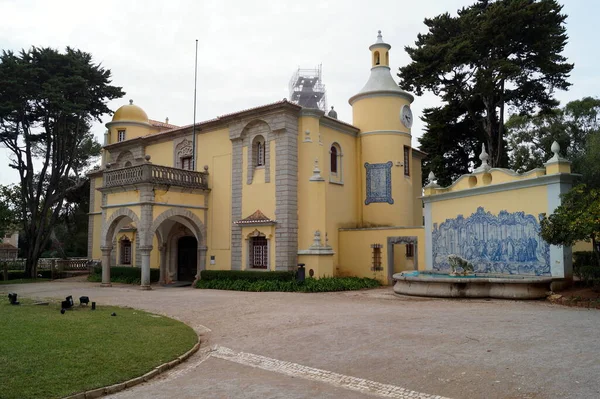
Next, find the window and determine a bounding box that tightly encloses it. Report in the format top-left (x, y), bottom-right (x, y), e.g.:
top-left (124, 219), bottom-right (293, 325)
top-left (124, 161), bottom-right (132, 167)
top-left (406, 243), bottom-right (414, 258)
top-left (181, 156), bottom-right (193, 170)
top-left (374, 51), bottom-right (380, 65)
top-left (120, 238), bottom-right (132, 265)
top-left (250, 236), bottom-right (268, 269)
top-left (371, 244), bottom-right (383, 271)
top-left (330, 145), bottom-right (338, 174)
top-left (253, 135), bottom-right (265, 167)
top-left (117, 129), bottom-right (126, 142)
top-left (329, 143), bottom-right (343, 184)
top-left (403, 146), bottom-right (410, 176)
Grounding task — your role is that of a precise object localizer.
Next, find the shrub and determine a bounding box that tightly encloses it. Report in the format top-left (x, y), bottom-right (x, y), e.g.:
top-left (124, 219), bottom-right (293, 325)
top-left (199, 270), bottom-right (295, 282)
top-left (88, 266), bottom-right (159, 284)
top-left (0, 270), bottom-right (52, 281)
top-left (576, 265), bottom-right (600, 288)
top-left (195, 276), bottom-right (380, 292)
top-left (573, 251), bottom-right (598, 268)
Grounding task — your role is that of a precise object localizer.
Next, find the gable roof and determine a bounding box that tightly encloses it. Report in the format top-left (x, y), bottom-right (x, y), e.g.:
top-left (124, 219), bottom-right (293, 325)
top-left (234, 209), bottom-right (276, 225)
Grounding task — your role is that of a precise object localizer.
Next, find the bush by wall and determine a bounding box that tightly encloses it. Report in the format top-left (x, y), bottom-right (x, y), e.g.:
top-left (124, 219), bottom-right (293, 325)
top-left (195, 276), bottom-right (380, 292)
top-left (199, 270), bottom-right (296, 282)
top-left (0, 270), bottom-right (53, 281)
top-left (573, 251), bottom-right (598, 268)
top-left (89, 266), bottom-right (160, 284)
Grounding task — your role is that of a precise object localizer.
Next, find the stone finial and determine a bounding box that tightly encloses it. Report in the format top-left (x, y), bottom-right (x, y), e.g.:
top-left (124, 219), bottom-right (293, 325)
top-left (166, 117), bottom-right (169, 124)
top-left (303, 129), bottom-right (312, 143)
top-left (310, 230), bottom-right (322, 248)
top-left (129, 99), bottom-right (133, 105)
top-left (309, 158), bottom-right (325, 182)
top-left (327, 106), bottom-right (338, 119)
top-left (548, 140), bottom-right (565, 162)
top-left (376, 30), bottom-right (383, 43)
top-left (203, 164), bottom-right (209, 172)
top-left (425, 171), bottom-right (440, 188)
top-left (474, 143), bottom-right (491, 173)
top-left (144, 154), bottom-right (151, 162)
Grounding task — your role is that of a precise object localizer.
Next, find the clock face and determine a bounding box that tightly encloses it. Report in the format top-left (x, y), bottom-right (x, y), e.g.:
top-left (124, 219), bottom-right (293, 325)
top-left (400, 105), bottom-right (413, 128)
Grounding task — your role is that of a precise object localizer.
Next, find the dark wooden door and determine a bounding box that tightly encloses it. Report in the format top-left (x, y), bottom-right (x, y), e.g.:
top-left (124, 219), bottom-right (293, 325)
top-left (177, 236), bottom-right (197, 281)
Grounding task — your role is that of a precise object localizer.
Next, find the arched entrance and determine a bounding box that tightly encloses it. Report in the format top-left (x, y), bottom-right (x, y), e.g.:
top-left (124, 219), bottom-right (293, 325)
top-left (177, 236), bottom-right (198, 281)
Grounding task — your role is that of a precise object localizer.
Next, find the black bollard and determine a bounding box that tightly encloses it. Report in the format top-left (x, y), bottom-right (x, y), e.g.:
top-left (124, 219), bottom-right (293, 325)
top-left (296, 263), bottom-right (306, 283)
top-left (91, 302), bottom-right (96, 310)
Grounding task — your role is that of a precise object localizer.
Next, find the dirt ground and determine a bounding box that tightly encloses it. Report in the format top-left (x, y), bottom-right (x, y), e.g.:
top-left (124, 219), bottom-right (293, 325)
top-left (3, 279), bottom-right (600, 399)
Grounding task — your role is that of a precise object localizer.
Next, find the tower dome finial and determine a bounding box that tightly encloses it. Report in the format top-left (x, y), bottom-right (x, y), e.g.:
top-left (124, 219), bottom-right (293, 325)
top-left (129, 99), bottom-right (133, 105)
top-left (376, 30), bottom-right (383, 43)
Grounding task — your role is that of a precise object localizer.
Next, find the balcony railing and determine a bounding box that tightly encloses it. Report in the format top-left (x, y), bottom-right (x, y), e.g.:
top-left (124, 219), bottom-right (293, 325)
top-left (103, 164), bottom-right (209, 190)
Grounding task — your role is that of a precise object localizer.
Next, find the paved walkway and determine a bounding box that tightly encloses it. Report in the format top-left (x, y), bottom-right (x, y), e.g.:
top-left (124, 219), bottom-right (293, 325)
top-left (3, 280), bottom-right (600, 399)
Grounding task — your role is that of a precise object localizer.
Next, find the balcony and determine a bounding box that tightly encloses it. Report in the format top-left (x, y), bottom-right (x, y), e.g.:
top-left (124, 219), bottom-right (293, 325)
top-left (103, 163), bottom-right (209, 190)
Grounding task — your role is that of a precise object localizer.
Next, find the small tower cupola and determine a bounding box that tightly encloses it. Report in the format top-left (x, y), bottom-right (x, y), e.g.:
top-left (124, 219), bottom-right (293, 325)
top-left (369, 30), bottom-right (391, 68)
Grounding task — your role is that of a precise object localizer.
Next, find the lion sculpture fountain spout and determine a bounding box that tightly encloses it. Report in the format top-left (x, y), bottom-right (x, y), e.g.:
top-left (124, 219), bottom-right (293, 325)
top-left (448, 254), bottom-right (474, 276)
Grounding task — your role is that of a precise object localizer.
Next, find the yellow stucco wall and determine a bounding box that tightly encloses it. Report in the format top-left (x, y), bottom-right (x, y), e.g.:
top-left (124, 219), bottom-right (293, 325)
top-left (322, 125), bottom-right (359, 270)
top-left (105, 205), bottom-right (141, 222)
top-left (430, 185), bottom-right (548, 226)
top-left (108, 123), bottom-right (153, 144)
top-left (106, 190), bottom-right (139, 206)
top-left (412, 156), bottom-right (423, 226)
top-left (338, 227), bottom-right (425, 284)
top-left (145, 140), bottom-right (174, 168)
top-left (91, 214), bottom-right (103, 259)
top-left (241, 141), bottom-right (276, 220)
top-left (352, 96), bottom-right (410, 133)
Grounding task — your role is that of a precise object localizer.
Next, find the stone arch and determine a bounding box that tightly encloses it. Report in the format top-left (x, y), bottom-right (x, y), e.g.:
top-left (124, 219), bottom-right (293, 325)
top-left (149, 208), bottom-right (206, 247)
top-left (115, 150), bottom-right (134, 167)
top-left (102, 207), bottom-right (141, 248)
top-left (242, 119), bottom-right (272, 184)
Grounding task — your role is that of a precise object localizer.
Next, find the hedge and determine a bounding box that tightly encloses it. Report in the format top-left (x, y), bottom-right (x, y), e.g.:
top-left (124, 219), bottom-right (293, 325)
top-left (89, 266), bottom-right (160, 284)
top-left (0, 270), bottom-right (53, 281)
top-left (195, 276), bottom-right (381, 292)
top-left (199, 270), bottom-right (295, 282)
top-left (573, 251), bottom-right (598, 268)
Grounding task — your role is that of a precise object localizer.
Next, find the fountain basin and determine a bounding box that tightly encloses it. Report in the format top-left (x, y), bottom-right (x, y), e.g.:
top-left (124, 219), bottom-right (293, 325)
top-left (393, 271), bottom-right (554, 299)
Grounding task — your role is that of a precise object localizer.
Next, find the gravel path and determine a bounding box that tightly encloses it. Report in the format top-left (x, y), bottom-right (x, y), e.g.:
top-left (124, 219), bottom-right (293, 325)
top-left (3, 280), bottom-right (599, 399)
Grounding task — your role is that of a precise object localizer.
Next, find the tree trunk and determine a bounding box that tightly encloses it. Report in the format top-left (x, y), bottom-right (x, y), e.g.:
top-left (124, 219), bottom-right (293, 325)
top-left (592, 235), bottom-right (600, 267)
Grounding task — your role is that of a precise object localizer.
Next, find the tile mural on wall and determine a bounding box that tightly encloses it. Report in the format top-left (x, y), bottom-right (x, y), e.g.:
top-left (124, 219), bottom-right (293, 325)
top-left (365, 161), bottom-right (393, 205)
top-left (432, 207), bottom-right (550, 275)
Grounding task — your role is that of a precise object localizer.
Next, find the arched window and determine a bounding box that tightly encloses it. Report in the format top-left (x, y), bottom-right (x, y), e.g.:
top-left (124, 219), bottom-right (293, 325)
top-left (124, 161), bottom-right (132, 167)
top-left (253, 135), bottom-right (265, 167)
top-left (385, 51), bottom-right (389, 65)
top-left (329, 143), bottom-right (343, 184)
top-left (374, 51), bottom-right (380, 66)
top-left (330, 145), bottom-right (338, 174)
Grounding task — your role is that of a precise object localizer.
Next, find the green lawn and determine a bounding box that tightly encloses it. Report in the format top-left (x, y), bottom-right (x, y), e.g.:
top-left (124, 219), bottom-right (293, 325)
top-left (0, 298), bottom-right (197, 399)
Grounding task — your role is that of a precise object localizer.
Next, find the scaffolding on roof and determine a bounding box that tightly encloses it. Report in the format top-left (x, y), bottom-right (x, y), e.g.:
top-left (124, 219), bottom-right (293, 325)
top-left (288, 64), bottom-right (327, 112)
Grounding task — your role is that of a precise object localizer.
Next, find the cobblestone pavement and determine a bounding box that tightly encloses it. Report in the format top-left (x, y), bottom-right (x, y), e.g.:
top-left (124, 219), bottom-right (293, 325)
top-left (4, 280), bottom-right (600, 399)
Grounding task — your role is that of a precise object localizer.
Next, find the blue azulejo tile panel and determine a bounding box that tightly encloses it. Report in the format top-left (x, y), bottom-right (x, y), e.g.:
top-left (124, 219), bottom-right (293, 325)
top-left (365, 161), bottom-right (393, 205)
top-left (432, 207), bottom-right (550, 275)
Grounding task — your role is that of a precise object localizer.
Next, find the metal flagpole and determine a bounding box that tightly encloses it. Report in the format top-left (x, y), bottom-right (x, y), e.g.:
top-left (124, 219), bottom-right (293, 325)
top-left (192, 39), bottom-right (198, 170)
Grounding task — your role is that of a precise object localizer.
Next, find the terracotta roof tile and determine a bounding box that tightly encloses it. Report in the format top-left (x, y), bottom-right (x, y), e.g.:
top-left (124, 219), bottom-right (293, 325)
top-left (234, 209), bottom-right (276, 225)
top-left (0, 243), bottom-right (17, 250)
top-left (149, 119), bottom-right (179, 129)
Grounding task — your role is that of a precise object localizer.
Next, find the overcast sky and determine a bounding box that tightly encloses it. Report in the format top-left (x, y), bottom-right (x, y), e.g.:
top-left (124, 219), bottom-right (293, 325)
top-left (1, 0), bottom-right (598, 185)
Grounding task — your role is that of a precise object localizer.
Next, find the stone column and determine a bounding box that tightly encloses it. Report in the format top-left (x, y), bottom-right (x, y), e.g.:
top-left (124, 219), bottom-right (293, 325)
top-left (100, 246), bottom-right (112, 287)
top-left (158, 244), bottom-right (167, 284)
top-left (139, 246), bottom-right (153, 290)
top-left (196, 246), bottom-right (208, 282)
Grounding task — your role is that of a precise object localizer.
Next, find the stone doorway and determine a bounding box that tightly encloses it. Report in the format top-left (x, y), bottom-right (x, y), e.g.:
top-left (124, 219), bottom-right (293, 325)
top-left (177, 236), bottom-right (198, 282)
top-left (387, 236), bottom-right (419, 285)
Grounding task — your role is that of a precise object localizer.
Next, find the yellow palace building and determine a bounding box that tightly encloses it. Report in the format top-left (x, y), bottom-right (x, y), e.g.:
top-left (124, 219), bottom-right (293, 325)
top-left (88, 31), bottom-right (426, 289)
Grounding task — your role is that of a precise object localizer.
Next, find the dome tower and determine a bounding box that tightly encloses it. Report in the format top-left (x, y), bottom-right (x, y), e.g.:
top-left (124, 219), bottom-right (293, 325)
top-left (349, 31), bottom-right (416, 226)
top-left (105, 99), bottom-right (152, 145)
